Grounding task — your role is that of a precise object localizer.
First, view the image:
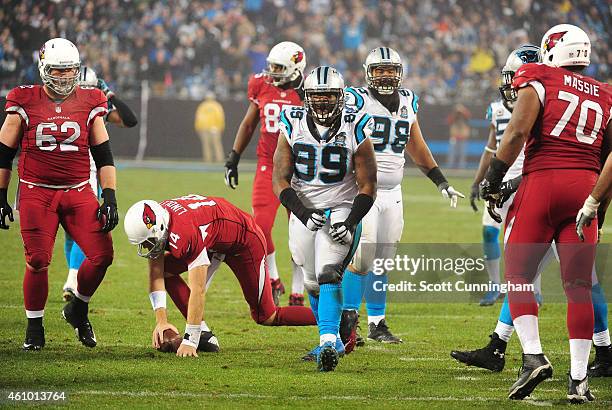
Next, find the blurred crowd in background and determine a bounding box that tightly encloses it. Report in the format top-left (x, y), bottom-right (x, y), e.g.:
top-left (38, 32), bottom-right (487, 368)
top-left (0, 0), bottom-right (610, 104)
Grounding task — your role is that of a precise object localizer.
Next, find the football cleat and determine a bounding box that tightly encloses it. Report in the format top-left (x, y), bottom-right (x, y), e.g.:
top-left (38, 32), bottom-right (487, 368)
top-left (355, 325), bottom-right (365, 347)
top-left (368, 319), bottom-right (403, 343)
top-left (450, 332), bottom-right (506, 372)
top-left (62, 288), bottom-right (75, 302)
top-left (289, 293), bottom-right (304, 306)
top-left (588, 344), bottom-right (612, 377)
top-left (62, 301), bottom-right (97, 348)
top-left (302, 337), bottom-right (345, 362)
top-left (508, 353), bottom-right (553, 400)
top-left (23, 323), bottom-right (45, 351)
top-left (270, 278), bottom-right (285, 306)
top-left (567, 375), bottom-right (595, 404)
top-left (479, 290), bottom-right (501, 306)
top-left (198, 330), bottom-right (220, 353)
top-left (317, 342), bottom-right (339, 372)
top-left (339, 310), bottom-right (359, 353)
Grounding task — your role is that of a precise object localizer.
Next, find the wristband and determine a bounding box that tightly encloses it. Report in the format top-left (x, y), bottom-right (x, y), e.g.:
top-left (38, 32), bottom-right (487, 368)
top-left (101, 188), bottom-right (117, 205)
top-left (426, 166), bottom-right (447, 187)
top-left (182, 324), bottom-right (201, 348)
top-left (484, 146), bottom-right (497, 154)
top-left (279, 187), bottom-right (308, 223)
top-left (225, 150), bottom-right (241, 167)
top-left (345, 193), bottom-right (375, 228)
top-left (149, 291), bottom-right (167, 310)
top-left (0, 142), bottom-right (17, 170)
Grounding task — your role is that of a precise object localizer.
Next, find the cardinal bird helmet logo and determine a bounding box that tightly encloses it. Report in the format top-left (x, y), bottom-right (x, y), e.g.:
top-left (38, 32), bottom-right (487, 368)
top-left (142, 203), bottom-right (156, 229)
top-left (543, 31), bottom-right (567, 52)
top-left (291, 51), bottom-right (304, 64)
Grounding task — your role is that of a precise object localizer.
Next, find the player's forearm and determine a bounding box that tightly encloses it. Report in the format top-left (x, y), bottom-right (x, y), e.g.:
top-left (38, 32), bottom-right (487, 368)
top-left (0, 169), bottom-right (11, 190)
top-left (154, 307), bottom-right (169, 324)
top-left (407, 136), bottom-right (439, 176)
top-left (354, 141), bottom-right (377, 199)
top-left (109, 96), bottom-right (138, 128)
top-left (97, 165), bottom-right (117, 190)
top-left (473, 150), bottom-right (494, 184)
top-left (495, 123), bottom-right (526, 167)
top-left (272, 139), bottom-right (294, 197)
top-left (186, 266), bottom-right (207, 326)
top-left (232, 120), bottom-right (256, 154)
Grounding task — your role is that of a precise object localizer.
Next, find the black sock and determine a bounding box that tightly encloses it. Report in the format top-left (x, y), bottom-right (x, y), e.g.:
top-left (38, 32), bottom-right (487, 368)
top-left (27, 317), bottom-right (43, 328)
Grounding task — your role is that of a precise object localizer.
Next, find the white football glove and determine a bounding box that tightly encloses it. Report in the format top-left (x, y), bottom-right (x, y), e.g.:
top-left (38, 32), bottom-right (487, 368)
top-left (439, 183), bottom-right (465, 208)
top-left (576, 195), bottom-right (599, 241)
top-left (330, 222), bottom-right (352, 245)
top-left (305, 210), bottom-right (327, 231)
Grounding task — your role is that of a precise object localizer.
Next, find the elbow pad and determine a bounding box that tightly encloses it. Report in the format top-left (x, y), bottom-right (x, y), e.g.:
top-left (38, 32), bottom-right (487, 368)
top-left (90, 140), bottom-right (115, 168)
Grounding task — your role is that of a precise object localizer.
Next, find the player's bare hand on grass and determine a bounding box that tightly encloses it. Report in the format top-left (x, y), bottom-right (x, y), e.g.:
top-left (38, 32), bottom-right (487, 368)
top-left (177, 343), bottom-right (198, 357)
top-left (330, 222), bottom-right (353, 245)
top-left (438, 182), bottom-right (465, 208)
top-left (152, 322), bottom-right (179, 349)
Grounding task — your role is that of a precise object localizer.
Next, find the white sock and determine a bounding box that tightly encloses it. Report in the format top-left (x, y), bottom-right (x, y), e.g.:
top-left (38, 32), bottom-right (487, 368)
top-left (485, 258), bottom-right (500, 284)
top-left (569, 339), bottom-right (592, 380)
top-left (320, 333), bottom-right (336, 346)
top-left (593, 329), bottom-right (611, 347)
top-left (200, 321), bottom-right (210, 332)
top-left (267, 252), bottom-right (279, 280)
top-left (514, 315), bottom-right (542, 354)
top-left (291, 259), bottom-right (304, 294)
top-left (25, 310), bottom-right (44, 318)
top-left (494, 321), bottom-right (514, 342)
top-left (368, 315), bottom-right (385, 326)
top-left (74, 289), bottom-right (91, 303)
top-left (64, 268), bottom-right (78, 291)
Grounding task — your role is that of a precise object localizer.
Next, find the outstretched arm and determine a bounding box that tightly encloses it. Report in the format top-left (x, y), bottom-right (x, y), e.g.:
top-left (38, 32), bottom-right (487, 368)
top-left (407, 118), bottom-right (464, 207)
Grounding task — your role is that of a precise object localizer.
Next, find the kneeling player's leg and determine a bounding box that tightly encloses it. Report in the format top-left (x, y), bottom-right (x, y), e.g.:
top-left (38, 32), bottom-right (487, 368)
top-left (252, 163), bottom-right (282, 281)
top-left (63, 188), bottom-right (114, 302)
top-left (226, 226), bottom-right (315, 326)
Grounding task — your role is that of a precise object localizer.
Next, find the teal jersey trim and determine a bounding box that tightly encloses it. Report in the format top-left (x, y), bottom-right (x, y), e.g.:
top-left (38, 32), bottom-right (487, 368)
top-left (280, 109), bottom-right (292, 138)
top-left (345, 87), bottom-right (364, 111)
top-left (354, 113), bottom-right (371, 145)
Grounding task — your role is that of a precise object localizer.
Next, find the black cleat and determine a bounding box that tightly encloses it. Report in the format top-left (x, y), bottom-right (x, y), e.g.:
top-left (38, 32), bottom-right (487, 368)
top-left (355, 325), bottom-right (365, 347)
top-left (62, 300), bottom-right (97, 348)
top-left (198, 330), bottom-right (220, 352)
top-left (317, 342), bottom-right (339, 372)
top-left (23, 323), bottom-right (45, 351)
top-left (339, 310), bottom-right (359, 353)
top-left (588, 344), bottom-right (612, 377)
top-left (567, 375), bottom-right (595, 404)
top-left (508, 353), bottom-right (553, 400)
top-left (368, 319), bottom-right (402, 343)
top-left (451, 333), bottom-right (506, 372)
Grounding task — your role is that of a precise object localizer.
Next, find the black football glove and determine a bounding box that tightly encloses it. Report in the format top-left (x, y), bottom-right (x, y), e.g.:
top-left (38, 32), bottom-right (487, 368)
top-left (0, 188), bottom-right (14, 230)
top-left (479, 179), bottom-right (502, 224)
top-left (497, 175), bottom-right (522, 208)
top-left (330, 221), bottom-right (354, 245)
top-left (97, 188), bottom-right (119, 232)
top-left (469, 183), bottom-right (480, 212)
top-left (224, 150), bottom-right (240, 189)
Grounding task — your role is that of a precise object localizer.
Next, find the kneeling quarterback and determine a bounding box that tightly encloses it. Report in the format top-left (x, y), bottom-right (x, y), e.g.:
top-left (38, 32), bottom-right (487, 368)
top-left (123, 194), bottom-right (317, 357)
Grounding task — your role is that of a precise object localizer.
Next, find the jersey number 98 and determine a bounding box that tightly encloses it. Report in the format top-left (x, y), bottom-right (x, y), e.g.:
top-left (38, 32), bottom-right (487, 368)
top-left (371, 117), bottom-right (410, 153)
top-left (293, 143), bottom-right (348, 184)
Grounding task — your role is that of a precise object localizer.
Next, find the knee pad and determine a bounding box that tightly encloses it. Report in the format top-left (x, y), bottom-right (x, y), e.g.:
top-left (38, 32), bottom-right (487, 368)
top-left (483, 226), bottom-right (501, 260)
top-left (27, 252), bottom-right (51, 272)
top-left (318, 264), bottom-right (343, 285)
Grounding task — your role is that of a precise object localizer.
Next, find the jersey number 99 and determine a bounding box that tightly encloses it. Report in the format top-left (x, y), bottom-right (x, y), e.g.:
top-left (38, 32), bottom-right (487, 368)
top-left (293, 143), bottom-right (348, 184)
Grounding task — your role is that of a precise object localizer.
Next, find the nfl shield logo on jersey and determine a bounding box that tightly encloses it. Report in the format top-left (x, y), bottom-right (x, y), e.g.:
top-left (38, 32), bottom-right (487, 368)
top-left (55, 105), bottom-right (61, 113)
top-left (333, 132), bottom-right (346, 147)
top-left (400, 106), bottom-right (408, 119)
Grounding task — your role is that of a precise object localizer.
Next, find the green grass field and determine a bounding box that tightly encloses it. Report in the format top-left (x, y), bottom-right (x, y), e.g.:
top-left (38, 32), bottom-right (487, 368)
top-left (1, 168), bottom-right (610, 408)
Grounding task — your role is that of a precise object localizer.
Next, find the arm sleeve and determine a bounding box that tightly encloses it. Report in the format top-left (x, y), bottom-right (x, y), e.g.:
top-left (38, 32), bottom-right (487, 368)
top-left (278, 109), bottom-right (293, 143)
top-left (109, 95), bottom-right (138, 127)
top-left (87, 89), bottom-right (109, 127)
top-left (354, 113), bottom-right (373, 146)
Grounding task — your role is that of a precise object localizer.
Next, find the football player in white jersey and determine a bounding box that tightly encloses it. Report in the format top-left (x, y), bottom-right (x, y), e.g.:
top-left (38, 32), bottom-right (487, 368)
top-left (62, 66), bottom-right (138, 301)
top-left (273, 66), bottom-right (377, 371)
top-left (340, 47), bottom-right (465, 350)
top-left (469, 45), bottom-right (542, 306)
